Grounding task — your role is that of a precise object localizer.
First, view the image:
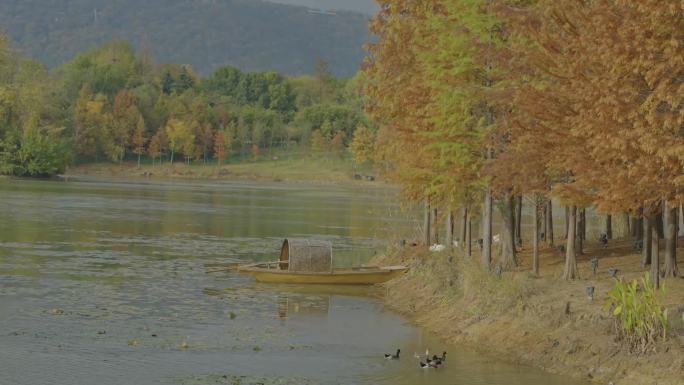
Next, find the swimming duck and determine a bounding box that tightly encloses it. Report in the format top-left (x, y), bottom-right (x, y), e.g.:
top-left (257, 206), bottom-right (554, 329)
top-left (419, 361), bottom-right (431, 369)
top-left (384, 349), bottom-right (400, 360)
top-left (431, 352), bottom-right (447, 366)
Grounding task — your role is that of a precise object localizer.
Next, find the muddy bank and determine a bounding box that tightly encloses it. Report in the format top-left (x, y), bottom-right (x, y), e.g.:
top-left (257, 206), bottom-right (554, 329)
top-left (378, 239), bottom-right (684, 385)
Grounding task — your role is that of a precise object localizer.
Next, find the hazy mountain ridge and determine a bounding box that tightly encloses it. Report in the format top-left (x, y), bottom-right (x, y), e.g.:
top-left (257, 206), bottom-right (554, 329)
top-left (1, 0), bottom-right (372, 76)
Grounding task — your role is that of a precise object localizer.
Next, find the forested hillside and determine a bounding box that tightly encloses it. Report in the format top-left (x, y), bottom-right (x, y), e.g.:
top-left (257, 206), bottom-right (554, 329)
top-left (0, 37), bottom-right (370, 176)
top-left (0, 0), bottom-right (371, 76)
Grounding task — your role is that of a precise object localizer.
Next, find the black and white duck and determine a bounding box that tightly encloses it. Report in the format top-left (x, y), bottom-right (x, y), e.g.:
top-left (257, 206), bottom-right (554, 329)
top-left (384, 349), bottom-right (400, 360)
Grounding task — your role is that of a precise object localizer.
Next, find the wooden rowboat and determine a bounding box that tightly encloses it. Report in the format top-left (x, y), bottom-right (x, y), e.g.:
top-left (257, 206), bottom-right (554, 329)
top-left (238, 261), bottom-right (408, 285)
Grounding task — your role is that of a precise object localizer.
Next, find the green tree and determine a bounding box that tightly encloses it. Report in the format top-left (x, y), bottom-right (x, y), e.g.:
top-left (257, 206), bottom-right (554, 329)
top-left (349, 125), bottom-right (375, 165)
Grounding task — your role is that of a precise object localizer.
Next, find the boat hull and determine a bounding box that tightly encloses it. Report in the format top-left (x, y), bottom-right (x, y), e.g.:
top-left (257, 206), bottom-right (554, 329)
top-left (238, 265), bottom-right (407, 285)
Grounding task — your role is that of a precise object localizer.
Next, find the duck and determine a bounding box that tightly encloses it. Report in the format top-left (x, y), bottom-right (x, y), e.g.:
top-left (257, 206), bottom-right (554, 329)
top-left (427, 358), bottom-right (441, 368)
top-left (384, 349), bottom-right (400, 360)
top-left (431, 351), bottom-right (447, 365)
top-left (419, 361), bottom-right (432, 369)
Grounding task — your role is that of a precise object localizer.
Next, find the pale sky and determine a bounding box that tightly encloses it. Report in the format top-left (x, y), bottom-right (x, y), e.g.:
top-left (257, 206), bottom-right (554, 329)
top-left (266, 0), bottom-right (378, 14)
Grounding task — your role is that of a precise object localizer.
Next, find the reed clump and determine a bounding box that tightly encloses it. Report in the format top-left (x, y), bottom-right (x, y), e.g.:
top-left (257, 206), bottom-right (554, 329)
top-left (605, 274), bottom-right (669, 354)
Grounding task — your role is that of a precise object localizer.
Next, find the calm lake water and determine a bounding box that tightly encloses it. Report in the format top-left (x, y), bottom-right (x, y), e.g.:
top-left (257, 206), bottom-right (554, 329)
top-left (0, 177), bottom-right (587, 385)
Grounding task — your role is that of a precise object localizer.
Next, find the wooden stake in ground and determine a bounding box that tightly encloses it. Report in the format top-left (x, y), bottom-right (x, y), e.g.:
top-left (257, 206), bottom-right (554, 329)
top-left (605, 214), bottom-right (612, 239)
top-left (563, 206), bottom-right (578, 280)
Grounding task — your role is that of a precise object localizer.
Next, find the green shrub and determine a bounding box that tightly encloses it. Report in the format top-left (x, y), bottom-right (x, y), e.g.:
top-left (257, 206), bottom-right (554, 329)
top-left (605, 274), bottom-right (669, 353)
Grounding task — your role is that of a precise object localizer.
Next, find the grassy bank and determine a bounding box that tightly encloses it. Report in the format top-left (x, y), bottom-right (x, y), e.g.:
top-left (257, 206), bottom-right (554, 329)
top-left (377, 238), bottom-right (684, 385)
top-left (65, 155), bottom-right (378, 185)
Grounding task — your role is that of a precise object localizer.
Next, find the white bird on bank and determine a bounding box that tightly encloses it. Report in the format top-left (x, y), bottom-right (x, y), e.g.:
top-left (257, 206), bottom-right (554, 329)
top-left (429, 244), bottom-right (445, 252)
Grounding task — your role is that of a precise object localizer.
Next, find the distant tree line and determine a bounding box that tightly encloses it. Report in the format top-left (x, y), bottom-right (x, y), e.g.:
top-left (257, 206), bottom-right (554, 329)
top-left (0, 37), bottom-right (371, 176)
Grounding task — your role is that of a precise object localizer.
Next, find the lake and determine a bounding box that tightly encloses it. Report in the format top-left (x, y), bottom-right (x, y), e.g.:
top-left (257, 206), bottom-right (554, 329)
top-left (0, 177), bottom-right (587, 385)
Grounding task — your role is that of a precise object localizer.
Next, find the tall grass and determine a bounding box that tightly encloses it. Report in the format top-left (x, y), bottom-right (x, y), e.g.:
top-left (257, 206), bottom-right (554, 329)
top-left (605, 274), bottom-right (669, 354)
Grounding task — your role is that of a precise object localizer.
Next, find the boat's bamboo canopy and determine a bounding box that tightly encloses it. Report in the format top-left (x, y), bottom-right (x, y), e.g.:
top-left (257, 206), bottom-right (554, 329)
top-left (279, 238), bottom-right (333, 272)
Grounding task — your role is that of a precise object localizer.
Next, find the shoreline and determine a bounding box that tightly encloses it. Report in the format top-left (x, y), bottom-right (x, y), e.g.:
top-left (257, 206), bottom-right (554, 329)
top-left (376, 239), bottom-right (684, 385)
top-left (63, 160), bottom-right (386, 188)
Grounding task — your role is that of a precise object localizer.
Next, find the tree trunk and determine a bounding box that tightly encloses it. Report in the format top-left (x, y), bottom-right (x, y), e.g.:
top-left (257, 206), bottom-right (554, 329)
top-left (499, 195), bottom-right (517, 269)
top-left (515, 195), bottom-right (522, 247)
top-left (170, 150), bottom-right (174, 164)
top-left (137, 153), bottom-right (141, 169)
top-left (580, 209), bottom-right (586, 241)
top-left (423, 198), bottom-right (431, 246)
top-left (664, 202), bottom-right (678, 277)
top-left (642, 215), bottom-right (652, 266)
top-left (563, 206), bottom-right (578, 280)
top-left (432, 208), bottom-right (439, 244)
top-left (606, 215), bottom-right (612, 239)
top-left (465, 209), bottom-right (472, 258)
top-left (482, 186), bottom-right (493, 269)
top-left (542, 204), bottom-right (548, 242)
top-left (651, 214), bottom-right (660, 289)
top-left (677, 203), bottom-right (684, 234)
top-left (624, 213), bottom-right (631, 238)
top-left (532, 199), bottom-right (540, 275)
top-left (576, 208), bottom-right (584, 255)
top-left (460, 207), bottom-right (468, 247)
top-left (446, 209), bottom-right (454, 251)
top-left (564, 206), bottom-right (569, 239)
top-left (546, 200), bottom-right (554, 246)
